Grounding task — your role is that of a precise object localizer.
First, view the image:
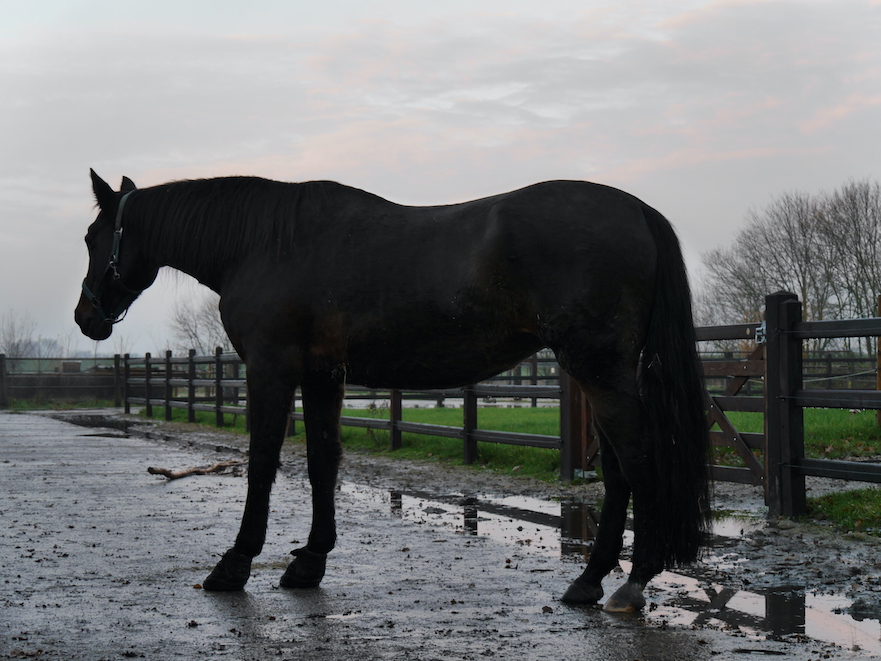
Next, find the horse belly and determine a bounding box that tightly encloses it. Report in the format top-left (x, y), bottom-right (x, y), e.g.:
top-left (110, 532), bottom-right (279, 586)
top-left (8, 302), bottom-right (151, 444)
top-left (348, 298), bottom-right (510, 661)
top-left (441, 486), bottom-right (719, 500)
top-left (345, 325), bottom-right (542, 390)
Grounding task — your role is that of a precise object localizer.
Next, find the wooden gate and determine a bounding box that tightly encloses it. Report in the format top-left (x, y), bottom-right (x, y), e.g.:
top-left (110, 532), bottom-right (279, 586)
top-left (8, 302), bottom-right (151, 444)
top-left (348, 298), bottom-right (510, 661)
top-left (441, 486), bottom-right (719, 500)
top-left (696, 324), bottom-right (767, 494)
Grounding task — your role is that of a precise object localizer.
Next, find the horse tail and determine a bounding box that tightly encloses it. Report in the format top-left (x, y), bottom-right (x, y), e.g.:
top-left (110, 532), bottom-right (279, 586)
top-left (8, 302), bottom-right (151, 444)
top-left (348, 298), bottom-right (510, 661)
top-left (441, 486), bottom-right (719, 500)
top-left (640, 204), bottom-right (711, 568)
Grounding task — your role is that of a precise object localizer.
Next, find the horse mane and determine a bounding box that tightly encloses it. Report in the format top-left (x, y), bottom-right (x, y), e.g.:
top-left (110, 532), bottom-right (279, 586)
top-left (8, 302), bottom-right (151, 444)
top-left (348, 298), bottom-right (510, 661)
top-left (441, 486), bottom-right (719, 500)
top-left (129, 177), bottom-right (338, 267)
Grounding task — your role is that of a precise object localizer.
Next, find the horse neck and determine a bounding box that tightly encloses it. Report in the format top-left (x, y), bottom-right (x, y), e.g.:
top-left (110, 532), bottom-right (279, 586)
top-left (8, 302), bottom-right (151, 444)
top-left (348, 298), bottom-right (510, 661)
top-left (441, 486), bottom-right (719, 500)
top-left (130, 187), bottom-right (236, 292)
top-left (130, 177), bottom-right (310, 291)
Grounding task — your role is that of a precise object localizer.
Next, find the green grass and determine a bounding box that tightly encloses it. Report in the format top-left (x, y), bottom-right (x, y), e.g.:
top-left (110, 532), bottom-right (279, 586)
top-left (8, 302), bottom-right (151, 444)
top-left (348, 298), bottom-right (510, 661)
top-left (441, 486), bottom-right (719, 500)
top-left (135, 403), bottom-right (881, 531)
top-left (11, 393), bottom-right (881, 531)
top-left (142, 405), bottom-right (881, 472)
top-left (139, 406), bottom-right (250, 431)
top-left (803, 409), bottom-right (881, 459)
top-left (332, 405), bottom-right (563, 482)
top-left (807, 487), bottom-right (881, 533)
top-left (720, 409), bottom-right (881, 533)
top-left (714, 409), bottom-right (881, 464)
top-left (134, 404), bottom-right (565, 482)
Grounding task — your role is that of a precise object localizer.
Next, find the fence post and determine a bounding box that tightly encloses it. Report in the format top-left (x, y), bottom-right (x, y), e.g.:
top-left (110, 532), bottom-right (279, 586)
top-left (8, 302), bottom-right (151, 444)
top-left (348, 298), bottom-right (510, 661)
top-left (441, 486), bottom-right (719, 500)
top-left (0, 353), bottom-right (9, 409)
top-left (559, 373), bottom-right (583, 481)
top-left (123, 354), bottom-right (131, 414)
top-left (144, 352), bottom-right (153, 418)
top-left (113, 354), bottom-right (121, 407)
top-left (463, 386), bottom-right (478, 464)
top-left (165, 350), bottom-right (173, 421)
top-left (530, 354), bottom-right (539, 407)
top-left (287, 390), bottom-right (297, 437)
top-left (187, 349), bottom-right (196, 423)
top-left (389, 389), bottom-right (402, 450)
top-left (244, 358), bottom-right (250, 433)
top-left (764, 291), bottom-right (806, 518)
top-left (0, 354), bottom-right (7, 409)
top-left (215, 347), bottom-right (224, 428)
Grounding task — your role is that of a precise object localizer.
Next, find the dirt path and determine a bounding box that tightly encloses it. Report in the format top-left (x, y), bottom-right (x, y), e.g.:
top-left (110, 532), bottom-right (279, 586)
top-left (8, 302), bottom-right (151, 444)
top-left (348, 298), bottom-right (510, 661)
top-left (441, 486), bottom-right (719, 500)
top-left (1, 410), bottom-right (878, 659)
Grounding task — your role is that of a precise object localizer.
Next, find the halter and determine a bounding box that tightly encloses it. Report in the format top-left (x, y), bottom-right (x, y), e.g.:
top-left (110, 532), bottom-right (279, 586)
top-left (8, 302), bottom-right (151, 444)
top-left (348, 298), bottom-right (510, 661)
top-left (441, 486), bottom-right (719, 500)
top-left (81, 191), bottom-right (143, 324)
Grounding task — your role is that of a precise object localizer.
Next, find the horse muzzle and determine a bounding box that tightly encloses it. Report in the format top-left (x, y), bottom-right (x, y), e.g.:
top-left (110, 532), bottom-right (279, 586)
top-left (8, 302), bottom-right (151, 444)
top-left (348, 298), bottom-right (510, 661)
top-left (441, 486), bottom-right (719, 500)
top-left (74, 296), bottom-right (114, 341)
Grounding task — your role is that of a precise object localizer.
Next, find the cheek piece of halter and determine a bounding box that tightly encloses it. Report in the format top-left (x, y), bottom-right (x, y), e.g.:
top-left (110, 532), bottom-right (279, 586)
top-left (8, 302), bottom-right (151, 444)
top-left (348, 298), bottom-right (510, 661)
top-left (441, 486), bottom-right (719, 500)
top-left (81, 191), bottom-right (144, 325)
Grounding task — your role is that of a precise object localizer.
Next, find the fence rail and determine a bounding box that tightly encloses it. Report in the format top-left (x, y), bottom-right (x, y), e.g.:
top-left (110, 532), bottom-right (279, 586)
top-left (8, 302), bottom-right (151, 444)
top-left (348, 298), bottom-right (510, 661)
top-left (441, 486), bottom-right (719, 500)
top-left (112, 295), bottom-right (881, 514)
top-left (0, 354), bottom-right (122, 406)
top-left (4, 290), bottom-right (881, 516)
top-left (120, 347), bottom-right (586, 480)
top-left (764, 292), bottom-right (881, 517)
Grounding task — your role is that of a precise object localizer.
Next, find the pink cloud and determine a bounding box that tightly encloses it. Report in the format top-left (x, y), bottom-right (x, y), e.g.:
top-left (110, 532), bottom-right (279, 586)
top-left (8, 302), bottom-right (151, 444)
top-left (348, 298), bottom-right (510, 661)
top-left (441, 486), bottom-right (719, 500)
top-left (800, 93), bottom-right (881, 133)
top-left (602, 144), bottom-right (830, 184)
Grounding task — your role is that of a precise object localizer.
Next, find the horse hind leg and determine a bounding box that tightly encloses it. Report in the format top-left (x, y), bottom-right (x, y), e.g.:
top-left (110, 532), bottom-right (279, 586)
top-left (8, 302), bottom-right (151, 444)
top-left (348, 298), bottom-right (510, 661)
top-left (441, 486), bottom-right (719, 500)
top-left (559, 367), bottom-right (663, 612)
top-left (561, 428), bottom-right (630, 606)
top-left (279, 367), bottom-right (345, 589)
top-left (598, 396), bottom-right (666, 612)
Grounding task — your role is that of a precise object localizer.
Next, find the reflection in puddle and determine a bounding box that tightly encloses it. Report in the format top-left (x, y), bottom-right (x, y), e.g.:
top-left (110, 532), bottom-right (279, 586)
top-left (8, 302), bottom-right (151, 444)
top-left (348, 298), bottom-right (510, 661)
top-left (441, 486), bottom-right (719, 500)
top-left (640, 571), bottom-right (877, 655)
top-left (342, 483), bottom-right (880, 654)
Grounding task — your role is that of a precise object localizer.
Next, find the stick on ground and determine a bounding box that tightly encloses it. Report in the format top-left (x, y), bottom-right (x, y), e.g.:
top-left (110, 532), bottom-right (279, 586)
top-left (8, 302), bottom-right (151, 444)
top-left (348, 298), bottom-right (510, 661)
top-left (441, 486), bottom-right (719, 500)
top-left (147, 460), bottom-right (246, 480)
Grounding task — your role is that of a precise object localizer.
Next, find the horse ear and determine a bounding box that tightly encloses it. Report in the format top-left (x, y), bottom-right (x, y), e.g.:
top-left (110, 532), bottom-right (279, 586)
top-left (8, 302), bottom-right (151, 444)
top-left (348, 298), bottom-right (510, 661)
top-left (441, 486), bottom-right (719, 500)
top-left (120, 176), bottom-right (137, 192)
top-left (90, 169), bottom-right (115, 211)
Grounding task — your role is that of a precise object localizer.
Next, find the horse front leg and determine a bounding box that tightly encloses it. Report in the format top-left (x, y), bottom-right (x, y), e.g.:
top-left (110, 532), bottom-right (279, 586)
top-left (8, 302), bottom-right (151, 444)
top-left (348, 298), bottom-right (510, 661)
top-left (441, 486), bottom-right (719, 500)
top-left (280, 367), bottom-right (344, 589)
top-left (203, 369), bottom-right (295, 591)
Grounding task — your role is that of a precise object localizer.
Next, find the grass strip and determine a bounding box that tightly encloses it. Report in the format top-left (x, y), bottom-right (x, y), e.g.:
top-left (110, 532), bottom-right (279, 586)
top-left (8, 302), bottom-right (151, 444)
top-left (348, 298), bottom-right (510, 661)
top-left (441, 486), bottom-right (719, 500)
top-left (133, 404), bottom-right (881, 531)
top-left (807, 487), bottom-right (881, 534)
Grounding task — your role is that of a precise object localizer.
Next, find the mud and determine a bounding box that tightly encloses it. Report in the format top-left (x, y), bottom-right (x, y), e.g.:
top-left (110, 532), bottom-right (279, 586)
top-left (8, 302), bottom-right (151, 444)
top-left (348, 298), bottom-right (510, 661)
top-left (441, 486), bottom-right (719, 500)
top-left (1, 410), bottom-right (879, 659)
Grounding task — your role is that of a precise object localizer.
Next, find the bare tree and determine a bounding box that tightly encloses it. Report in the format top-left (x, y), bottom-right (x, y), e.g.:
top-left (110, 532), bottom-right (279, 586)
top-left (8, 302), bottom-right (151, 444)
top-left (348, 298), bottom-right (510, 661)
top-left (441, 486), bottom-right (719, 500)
top-left (698, 181), bottom-right (881, 354)
top-left (32, 337), bottom-right (60, 373)
top-left (819, 179), bottom-right (881, 353)
top-left (56, 327), bottom-right (81, 358)
top-left (701, 192), bottom-right (832, 314)
top-left (112, 333), bottom-right (136, 357)
top-left (0, 310), bottom-right (38, 358)
top-left (167, 291), bottom-right (231, 355)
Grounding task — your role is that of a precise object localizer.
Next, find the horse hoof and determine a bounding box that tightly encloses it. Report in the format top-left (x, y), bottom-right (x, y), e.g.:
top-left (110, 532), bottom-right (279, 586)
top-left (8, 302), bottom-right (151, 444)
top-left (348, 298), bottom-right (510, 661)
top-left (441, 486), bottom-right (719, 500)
top-left (279, 547), bottom-right (327, 589)
top-left (203, 548), bottom-right (252, 591)
top-left (560, 577), bottom-right (604, 604)
top-left (602, 583), bottom-right (646, 613)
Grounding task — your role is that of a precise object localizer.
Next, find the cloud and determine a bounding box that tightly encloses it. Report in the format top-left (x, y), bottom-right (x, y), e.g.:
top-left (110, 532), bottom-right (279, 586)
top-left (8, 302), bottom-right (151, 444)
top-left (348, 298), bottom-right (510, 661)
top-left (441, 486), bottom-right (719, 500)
top-left (2, 1), bottom-right (880, 350)
top-left (7, 2), bottom-right (877, 190)
top-left (800, 93), bottom-right (881, 133)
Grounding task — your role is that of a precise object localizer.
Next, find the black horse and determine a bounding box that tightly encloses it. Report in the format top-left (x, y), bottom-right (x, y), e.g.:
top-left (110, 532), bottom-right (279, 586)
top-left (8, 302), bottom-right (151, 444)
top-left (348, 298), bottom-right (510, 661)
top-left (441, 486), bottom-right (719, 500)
top-left (76, 170), bottom-right (710, 612)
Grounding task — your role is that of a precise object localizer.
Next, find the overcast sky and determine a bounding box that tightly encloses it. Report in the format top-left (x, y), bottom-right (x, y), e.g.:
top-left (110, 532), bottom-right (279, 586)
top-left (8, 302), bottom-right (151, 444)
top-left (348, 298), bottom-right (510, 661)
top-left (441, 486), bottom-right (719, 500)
top-left (1, 0), bottom-right (879, 354)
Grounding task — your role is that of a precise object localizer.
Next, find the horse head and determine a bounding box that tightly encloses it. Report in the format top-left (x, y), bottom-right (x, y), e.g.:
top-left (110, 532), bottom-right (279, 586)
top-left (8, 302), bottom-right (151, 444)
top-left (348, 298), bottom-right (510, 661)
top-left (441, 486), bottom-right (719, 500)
top-left (75, 170), bottom-right (159, 341)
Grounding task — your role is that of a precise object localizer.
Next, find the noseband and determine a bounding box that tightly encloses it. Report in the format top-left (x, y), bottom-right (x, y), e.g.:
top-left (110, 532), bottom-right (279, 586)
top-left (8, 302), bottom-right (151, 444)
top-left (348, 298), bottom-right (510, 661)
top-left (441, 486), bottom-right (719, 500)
top-left (81, 191), bottom-right (143, 324)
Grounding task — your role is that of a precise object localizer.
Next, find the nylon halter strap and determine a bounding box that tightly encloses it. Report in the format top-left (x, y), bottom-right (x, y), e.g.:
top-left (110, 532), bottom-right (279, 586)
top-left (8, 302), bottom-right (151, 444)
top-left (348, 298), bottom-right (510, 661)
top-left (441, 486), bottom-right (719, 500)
top-left (81, 191), bottom-right (142, 324)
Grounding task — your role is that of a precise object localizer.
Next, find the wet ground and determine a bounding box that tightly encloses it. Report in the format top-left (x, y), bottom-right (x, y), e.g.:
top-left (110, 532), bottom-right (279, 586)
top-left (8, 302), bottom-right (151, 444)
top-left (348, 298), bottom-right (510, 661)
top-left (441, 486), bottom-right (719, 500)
top-left (1, 411), bottom-right (878, 660)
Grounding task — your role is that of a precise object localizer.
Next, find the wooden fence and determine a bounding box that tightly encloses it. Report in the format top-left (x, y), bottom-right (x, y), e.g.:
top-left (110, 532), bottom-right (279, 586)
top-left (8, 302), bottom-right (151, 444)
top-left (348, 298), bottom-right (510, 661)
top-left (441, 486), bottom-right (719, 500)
top-left (113, 290), bottom-right (881, 516)
top-left (695, 292), bottom-right (881, 517)
top-left (763, 291), bottom-right (881, 517)
top-left (0, 355), bottom-right (122, 406)
top-left (122, 347), bottom-right (589, 481)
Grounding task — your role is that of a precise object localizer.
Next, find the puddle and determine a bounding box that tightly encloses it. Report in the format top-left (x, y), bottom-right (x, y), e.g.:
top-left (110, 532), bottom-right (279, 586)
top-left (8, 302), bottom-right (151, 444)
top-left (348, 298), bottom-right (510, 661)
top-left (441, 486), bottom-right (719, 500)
top-left (80, 431), bottom-right (131, 438)
top-left (58, 414), bottom-right (134, 432)
top-left (341, 482), bottom-right (881, 654)
top-left (641, 574), bottom-right (878, 655)
top-left (50, 412), bottom-right (881, 654)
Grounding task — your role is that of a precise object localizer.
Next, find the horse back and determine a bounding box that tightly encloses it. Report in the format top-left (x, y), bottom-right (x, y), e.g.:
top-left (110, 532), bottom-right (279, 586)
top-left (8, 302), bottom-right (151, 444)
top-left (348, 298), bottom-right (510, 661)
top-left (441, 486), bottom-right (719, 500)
top-left (223, 180), bottom-right (658, 388)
